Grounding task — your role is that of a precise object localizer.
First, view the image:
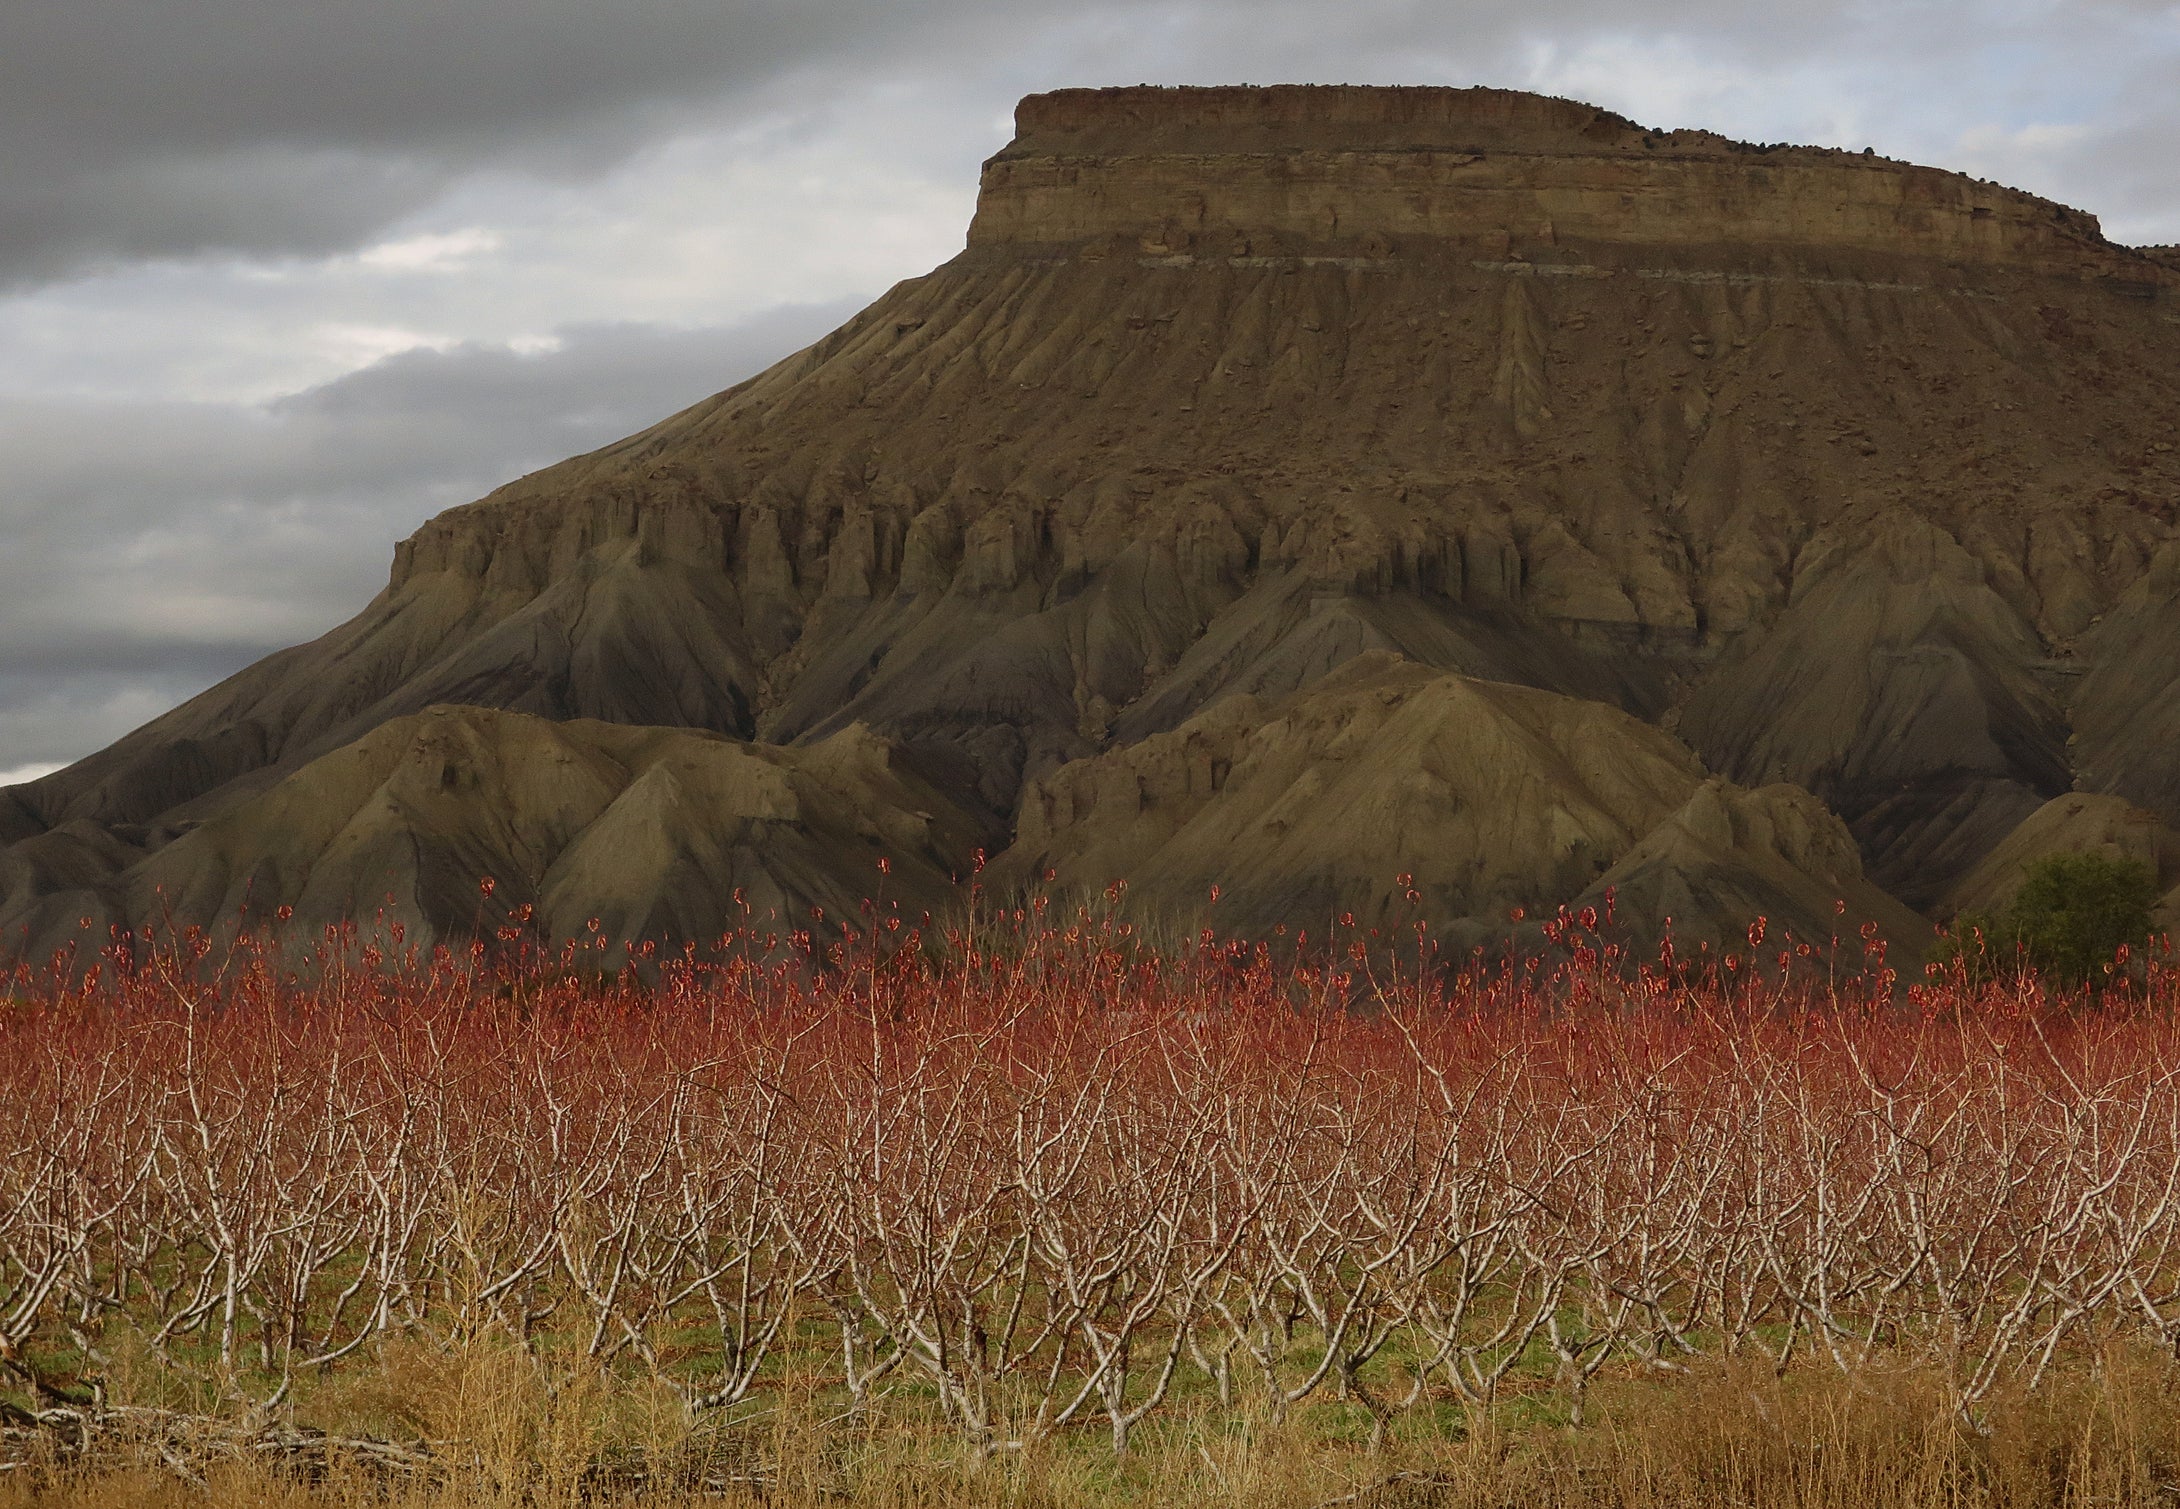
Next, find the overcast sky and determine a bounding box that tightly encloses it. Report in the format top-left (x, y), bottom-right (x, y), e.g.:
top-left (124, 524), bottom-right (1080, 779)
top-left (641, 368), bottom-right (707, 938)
top-left (3, 0), bottom-right (2176, 783)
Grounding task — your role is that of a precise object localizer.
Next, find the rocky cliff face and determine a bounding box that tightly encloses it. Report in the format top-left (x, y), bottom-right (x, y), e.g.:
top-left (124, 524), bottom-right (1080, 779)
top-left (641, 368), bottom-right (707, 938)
top-left (7, 86), bottom-right (2180, 962)
top-left (975, 86), bottom-right (2136, 279)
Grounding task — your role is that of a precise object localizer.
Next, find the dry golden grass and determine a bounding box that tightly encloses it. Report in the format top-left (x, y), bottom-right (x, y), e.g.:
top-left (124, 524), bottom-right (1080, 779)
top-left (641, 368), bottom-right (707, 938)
top-left (11, 1338), bottom-right (2180, 1508)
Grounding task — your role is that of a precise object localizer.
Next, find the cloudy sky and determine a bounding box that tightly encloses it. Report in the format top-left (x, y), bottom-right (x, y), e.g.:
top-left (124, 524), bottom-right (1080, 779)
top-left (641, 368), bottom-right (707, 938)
top-left (3, 0), bottom-right (2176, 783)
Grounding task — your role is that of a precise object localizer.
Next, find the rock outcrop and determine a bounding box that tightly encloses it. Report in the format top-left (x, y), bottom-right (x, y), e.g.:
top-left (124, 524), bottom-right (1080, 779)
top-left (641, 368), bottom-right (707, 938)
top-left (6, 85), bottom-right (2179, 960)
top-left (974, 87), bottom-right (2138, 278)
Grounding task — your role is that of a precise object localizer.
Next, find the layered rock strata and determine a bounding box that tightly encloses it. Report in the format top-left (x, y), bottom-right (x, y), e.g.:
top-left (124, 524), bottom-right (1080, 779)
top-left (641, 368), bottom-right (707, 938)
top-left (975, 86), bottom-right (2143, 280)
top-left (5, 86), bottom-right (2179, 960)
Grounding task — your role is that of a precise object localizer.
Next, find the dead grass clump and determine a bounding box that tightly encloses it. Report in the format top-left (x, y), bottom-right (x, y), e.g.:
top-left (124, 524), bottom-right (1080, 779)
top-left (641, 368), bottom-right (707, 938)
top-left (1485, 1348), bottom-right (2180, 1509)
top-left (15, 1354), bottom-right (2180, 1509)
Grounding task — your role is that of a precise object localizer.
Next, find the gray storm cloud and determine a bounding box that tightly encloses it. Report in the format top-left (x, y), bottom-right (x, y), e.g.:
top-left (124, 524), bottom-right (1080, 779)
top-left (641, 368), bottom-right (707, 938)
top-left (0, 306), bottom-right (852, 767)
top-left (1, 0), bottom-right (872, 282)
top-left (2, 0), bottom-right (1094, 285)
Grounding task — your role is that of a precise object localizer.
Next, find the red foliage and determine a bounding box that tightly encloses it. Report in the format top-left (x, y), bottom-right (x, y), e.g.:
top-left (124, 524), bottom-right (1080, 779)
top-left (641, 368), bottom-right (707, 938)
top-left (4, 914), bottom-right (2180, 1448)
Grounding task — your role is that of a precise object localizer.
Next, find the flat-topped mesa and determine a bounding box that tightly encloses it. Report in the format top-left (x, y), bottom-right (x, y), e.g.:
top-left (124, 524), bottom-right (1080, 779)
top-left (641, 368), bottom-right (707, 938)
top-left (971, 85), bottom-right (2170, 285)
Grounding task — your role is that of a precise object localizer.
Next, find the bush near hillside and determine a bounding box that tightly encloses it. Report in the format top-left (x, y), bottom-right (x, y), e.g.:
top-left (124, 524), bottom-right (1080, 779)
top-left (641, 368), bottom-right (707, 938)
top-left (1940, 851), bottom-right (2160, 987)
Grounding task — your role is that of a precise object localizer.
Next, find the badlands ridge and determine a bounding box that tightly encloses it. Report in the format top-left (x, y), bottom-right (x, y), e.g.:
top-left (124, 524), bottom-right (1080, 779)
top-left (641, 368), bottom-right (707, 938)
top-left (6, 85), bottom-right (2180, 962)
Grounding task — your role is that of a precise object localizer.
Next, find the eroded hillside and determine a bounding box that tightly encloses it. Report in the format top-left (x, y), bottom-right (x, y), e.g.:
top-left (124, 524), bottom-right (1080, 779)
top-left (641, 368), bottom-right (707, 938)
top-left (7, 85), bottom-right (2179, 960)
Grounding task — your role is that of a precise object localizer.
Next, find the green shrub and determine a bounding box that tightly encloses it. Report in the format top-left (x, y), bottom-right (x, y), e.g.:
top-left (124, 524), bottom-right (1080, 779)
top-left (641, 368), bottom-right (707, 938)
top-left (1941, 851), bottom-right (2160, 989)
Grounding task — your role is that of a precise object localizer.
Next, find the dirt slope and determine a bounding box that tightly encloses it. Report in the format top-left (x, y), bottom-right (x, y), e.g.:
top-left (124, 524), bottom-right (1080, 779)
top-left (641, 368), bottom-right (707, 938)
top-left (6, 85), bottom-right (2179, 957)
top-left (1573, 781), bottom-right (1932, 961)
top-left (1, 708), bottom-right (988, 964)
top-left (994, 652), bottom-right (1706, 939)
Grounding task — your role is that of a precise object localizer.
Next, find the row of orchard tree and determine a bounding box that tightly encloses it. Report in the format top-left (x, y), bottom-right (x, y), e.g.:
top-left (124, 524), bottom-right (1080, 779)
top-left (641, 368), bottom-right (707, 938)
top-left (5, 923), bottom-right (2180, 1454)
